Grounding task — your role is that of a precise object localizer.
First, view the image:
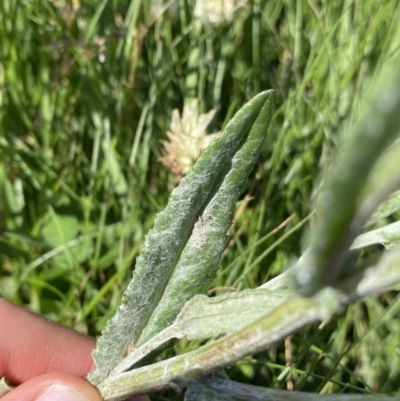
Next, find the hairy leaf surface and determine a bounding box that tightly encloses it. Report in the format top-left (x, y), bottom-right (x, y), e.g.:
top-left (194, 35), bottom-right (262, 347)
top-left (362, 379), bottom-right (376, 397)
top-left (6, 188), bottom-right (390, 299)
top-left (111, 289), bottom-right (288, 375)
top-left (90, 90), bottom-right (273, 383)
top-left (137, 92), bottom-right (274, 345)
top-left (351, 221), bottom-right (400, 249)
top-left (98, 248), bottom-right (400, 399)
top-left (366, 189), bottom-right (400, 226)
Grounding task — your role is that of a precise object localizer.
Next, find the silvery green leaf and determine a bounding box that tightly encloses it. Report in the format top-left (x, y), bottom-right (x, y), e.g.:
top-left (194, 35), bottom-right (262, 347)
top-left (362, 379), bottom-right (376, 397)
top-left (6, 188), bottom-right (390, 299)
top-left (366, 189), bottom-right (400, 227)
top-left (111, 289), bottom-right (289, 376)
top-left (90, 90), bottom-right (273, 384)
top-left (334, 247), bottom-right (400, 300)
top-left (98, 295), bottom-right (322, 401)
top-left (137, 92), bottom-right (274, 346)
top-left (351, 221), bottom-right (400, 250)
top-left (259, 269), bottom-right (291, 290)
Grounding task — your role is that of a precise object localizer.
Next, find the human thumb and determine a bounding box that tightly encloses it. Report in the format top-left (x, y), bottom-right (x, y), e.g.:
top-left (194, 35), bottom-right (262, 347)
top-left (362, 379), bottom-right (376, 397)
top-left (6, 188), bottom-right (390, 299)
top-left (2, 373), bottom-right (102, 401)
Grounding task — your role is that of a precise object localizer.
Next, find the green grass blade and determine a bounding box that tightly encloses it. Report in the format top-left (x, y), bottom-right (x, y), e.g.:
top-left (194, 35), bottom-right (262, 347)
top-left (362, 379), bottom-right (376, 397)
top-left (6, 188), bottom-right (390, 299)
top-left (89, 90), bottom-right (273, 384)
top-left (84, 0), bottom-right (109, 44)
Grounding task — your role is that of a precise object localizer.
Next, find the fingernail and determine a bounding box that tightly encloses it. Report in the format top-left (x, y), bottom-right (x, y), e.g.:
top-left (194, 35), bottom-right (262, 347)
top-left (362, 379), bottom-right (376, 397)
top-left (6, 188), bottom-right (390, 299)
top-left (36, 384), bottom-right (91, 401)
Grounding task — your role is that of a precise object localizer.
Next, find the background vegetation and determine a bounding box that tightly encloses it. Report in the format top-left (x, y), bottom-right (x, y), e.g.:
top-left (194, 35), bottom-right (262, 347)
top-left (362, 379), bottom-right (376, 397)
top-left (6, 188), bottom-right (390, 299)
top-left (1, 0), bottom-right (400, 398)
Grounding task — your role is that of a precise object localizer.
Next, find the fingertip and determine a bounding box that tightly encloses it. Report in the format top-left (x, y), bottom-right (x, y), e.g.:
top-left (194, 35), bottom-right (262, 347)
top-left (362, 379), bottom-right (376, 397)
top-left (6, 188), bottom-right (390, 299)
top-left (0, 299), bottom-right (95, 383)
top-left (1, 373), bottom-right (102, 401)
top-left (35, 384), bottom-right (97, 401)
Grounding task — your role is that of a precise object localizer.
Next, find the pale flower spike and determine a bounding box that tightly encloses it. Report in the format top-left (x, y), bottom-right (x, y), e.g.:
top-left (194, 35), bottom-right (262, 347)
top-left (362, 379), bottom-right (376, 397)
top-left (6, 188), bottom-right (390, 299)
top-left (160, 99), bottom-right (220, 179)
top-left (194, 0), bottom-right (248, 24)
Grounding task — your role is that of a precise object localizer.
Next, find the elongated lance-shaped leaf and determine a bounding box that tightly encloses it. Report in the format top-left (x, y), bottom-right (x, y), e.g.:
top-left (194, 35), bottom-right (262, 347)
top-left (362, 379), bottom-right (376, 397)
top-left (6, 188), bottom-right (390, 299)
top-left (97, 248), bottom-right (400, 400)
top-left (89, 90), bottom-right (274, 384)
top-left (136, 92), bottom-right (273, 346)
top-left (295, 62), bottom-right (400, 296)
top-left (111, 289), bottom-right (288, 376)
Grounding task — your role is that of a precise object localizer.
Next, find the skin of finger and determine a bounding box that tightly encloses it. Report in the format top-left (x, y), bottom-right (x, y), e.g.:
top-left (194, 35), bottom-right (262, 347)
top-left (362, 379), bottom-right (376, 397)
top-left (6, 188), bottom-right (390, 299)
top-left (0, 299), bottom-right (150, 401)
top-left (1, 373), bottom-right (149, 401)
top-left (0, 373), bottom-right (102, 401)
top-left (0, 299), bottom-right (95, 383)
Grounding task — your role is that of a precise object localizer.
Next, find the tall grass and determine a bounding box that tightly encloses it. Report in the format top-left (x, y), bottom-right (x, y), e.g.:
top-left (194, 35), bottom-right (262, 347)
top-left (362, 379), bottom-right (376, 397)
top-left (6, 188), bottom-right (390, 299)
top-left (1, 0), bottom-right (400, 397)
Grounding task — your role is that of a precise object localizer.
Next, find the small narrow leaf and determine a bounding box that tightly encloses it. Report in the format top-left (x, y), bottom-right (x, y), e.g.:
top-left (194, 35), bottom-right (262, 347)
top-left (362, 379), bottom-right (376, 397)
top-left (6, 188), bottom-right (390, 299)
top-left (259, 269), bottom-right (291, 290)
top-left (90, 90), bottom-right (273, 384)
top-left (351, 221), bottom-right (400, 250)
top-left (366, 189), bottom-right (400, 226)
top-left (111, 289), bottom-right (288, 376)
top-left (84, 0), bottom-right (109, 44)
top-left (335, 247), bottom-right (400, 299)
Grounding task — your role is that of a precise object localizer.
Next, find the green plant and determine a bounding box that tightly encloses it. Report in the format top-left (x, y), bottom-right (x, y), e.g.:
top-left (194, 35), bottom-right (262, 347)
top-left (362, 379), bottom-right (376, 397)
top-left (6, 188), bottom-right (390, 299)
top-left (2, 1), bottom-right (400, 400)
top-left (80, 58), bottom-right (400, 400)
